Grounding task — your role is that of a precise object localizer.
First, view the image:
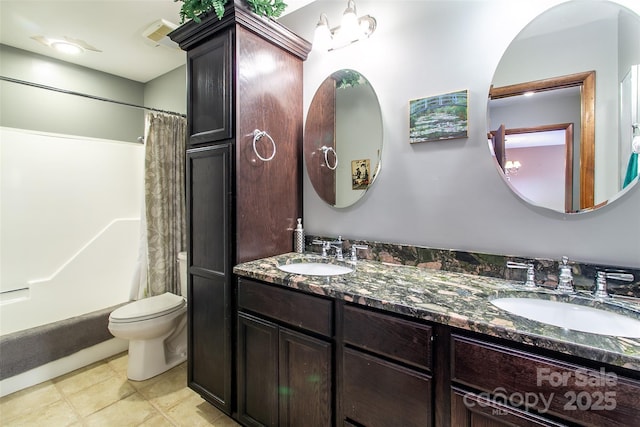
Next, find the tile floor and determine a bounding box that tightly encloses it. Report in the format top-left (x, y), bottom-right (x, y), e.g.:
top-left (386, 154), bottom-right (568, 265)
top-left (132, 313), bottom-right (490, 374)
top-left (0, 352), bottom-right (240, 426)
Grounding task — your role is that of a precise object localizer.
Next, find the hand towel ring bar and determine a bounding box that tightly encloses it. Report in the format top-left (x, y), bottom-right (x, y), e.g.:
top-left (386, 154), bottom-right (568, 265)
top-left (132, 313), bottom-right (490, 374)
top-left (321, 145), bottom-right (338, 170)
top-left (252, 129), bottom-right (276, 161)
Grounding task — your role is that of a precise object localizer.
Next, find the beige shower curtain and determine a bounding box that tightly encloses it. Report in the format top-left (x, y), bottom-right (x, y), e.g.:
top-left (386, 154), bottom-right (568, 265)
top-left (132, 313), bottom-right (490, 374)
top-left (142, 112), bottom-right (187, 296)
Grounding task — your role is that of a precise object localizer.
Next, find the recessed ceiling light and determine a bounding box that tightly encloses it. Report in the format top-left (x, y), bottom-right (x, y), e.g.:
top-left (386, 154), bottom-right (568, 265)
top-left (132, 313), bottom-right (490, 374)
top-left (31, 35), bottom-right (102, 55)
top-left (50, 41), bottom-right (84, 55)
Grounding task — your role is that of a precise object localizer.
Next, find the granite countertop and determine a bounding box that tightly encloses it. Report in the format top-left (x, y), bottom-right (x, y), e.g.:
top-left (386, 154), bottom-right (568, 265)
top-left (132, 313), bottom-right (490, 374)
top-left (233, 252), bottom-right (640, 373)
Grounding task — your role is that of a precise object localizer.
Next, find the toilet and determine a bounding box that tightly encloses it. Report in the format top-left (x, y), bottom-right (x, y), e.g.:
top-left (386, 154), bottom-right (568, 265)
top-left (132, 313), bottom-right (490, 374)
top-left (108, 252), bottom-right (188, 381)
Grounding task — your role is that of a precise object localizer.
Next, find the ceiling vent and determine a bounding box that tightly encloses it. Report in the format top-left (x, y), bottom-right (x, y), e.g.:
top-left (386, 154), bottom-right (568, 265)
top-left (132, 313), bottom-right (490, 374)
top-left (142, 19), bottom-right (179, 50)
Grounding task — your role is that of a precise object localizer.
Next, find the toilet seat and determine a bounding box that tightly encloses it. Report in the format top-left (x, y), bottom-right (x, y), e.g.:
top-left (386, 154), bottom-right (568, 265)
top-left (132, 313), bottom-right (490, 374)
top-left (109, 292), bottom-right (186, 323)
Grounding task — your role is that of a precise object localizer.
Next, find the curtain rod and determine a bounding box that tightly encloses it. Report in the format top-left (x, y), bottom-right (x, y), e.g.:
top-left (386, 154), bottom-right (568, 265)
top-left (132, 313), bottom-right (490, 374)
top-left (1, 76), bottom-right (186, 118)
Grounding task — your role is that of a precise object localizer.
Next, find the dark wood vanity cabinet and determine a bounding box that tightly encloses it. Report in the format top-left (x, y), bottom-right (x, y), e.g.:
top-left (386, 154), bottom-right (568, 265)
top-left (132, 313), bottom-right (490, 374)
top-left (170, 2), bottom-right (310, 415)
top-left (341, 304), bottom-right (435, 427)
top-left (237, 278), bottom-right (333, 427)
top-left (450, 334), bottom-right (640, 427)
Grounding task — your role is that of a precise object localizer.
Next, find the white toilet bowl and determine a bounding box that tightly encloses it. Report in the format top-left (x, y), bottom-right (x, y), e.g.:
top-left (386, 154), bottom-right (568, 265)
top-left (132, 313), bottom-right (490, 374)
top-left (108, 252), bottom-right (188, 381)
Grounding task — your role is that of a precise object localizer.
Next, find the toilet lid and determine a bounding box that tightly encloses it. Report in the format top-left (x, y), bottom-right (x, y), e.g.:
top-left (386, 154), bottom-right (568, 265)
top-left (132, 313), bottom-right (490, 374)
top-left (109, 292), bottom-right (186, 323)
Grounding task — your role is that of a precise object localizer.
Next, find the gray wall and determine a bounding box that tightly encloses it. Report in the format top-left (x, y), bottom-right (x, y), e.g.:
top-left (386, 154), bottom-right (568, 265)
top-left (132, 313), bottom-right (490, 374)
top-left (144, 65), bottom-right (187, 116)
top-left (0, 45), bottom-right (145, 142)
top-left (280, 0), bottom-right (640, 268)
top-left (0, 45), bottom-right (185, 141)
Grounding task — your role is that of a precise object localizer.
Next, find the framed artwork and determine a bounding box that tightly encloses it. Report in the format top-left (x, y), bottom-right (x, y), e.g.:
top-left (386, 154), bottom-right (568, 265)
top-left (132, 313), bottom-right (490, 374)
top-left (409, 89), bottom-right (468, 143)
top-left (351, 159), bottom-right (370, 190)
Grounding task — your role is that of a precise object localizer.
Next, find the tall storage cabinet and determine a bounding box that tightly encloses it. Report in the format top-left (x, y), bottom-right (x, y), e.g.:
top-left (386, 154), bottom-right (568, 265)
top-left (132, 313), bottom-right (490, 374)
top-left (170, 1), bottom-right (310, 415)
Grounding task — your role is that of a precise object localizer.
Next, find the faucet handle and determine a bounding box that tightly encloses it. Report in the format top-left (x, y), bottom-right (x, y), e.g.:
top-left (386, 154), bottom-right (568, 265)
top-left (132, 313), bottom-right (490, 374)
top-left (350, 245), bottom-right (369, 261)
top-left (506, 261), bottom-right (536, 287)
top-left (594, 270), bottom-right (634, 299)
top-left (311, 240), bottom-right (331, 257)
top-left (557, 256), bottom-right (575, 294)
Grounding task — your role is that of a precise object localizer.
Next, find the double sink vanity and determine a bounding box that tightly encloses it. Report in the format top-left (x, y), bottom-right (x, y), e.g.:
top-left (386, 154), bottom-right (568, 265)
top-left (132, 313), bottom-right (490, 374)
top-left (233, 250), bottom-right (640, 426)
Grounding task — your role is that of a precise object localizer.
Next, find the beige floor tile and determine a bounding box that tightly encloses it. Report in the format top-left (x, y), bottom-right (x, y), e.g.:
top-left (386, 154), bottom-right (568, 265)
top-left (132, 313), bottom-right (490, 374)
top-left (0, 381), bottom-right (64, 423)
top-left (137, 364), bottom-right (191, 410)
top-left (106, 351), bottom-right (128, 375)
top-left (0, 399), bottom-right (79, 427)
top-left (53, 361), bottom-right (118, 396)
top-left (138, 413), bottom-right (176, 427)
top-left (83, 392), bottom-right (158, 427)
top-left (127, 362), bottom-right (185, 392)
top-left (163, 393), bottom-right (235, 427)
top-left (1, 354), bottom-right (239, 427)
top-left (66, 375), bottom-right (136, 417)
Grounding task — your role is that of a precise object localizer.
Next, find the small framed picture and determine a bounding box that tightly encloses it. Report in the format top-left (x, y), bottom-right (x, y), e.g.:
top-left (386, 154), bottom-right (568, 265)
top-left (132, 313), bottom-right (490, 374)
top-left (409, 89), bottom-right (468, 143)
top-left (351, 159), bottom-right (370, 190)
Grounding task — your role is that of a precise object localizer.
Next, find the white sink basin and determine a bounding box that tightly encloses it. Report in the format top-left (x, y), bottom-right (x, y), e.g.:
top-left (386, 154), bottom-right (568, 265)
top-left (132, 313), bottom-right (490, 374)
top-left (277, 262), bottom-right (353, 277)
top-left (491, 297), bottom-right (640, 338)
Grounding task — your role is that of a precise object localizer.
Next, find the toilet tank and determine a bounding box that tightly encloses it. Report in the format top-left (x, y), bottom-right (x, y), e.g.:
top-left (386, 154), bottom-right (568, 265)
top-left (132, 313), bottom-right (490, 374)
top-left (178, 252), bottom-right (187, 298)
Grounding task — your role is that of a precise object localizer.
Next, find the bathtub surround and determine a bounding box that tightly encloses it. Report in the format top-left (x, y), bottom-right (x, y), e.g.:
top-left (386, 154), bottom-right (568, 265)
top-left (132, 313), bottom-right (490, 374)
top-left (305, 236), bottom-right (640, 298)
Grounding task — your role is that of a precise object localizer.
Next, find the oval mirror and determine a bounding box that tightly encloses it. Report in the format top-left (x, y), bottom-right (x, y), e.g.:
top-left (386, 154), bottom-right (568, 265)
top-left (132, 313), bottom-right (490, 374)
top-left (488, 0), bottom-right (640, 213)
top-left (304, 69), bottom-right (383, 208)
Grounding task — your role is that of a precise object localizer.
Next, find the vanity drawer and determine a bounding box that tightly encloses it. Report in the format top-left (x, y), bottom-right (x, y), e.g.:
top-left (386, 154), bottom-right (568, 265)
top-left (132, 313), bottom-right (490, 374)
top-left (237, 278), bottom-right (333, 337)
top-left (343, 304), bottom-right (432, 370)
top-left (343, 348), bottom-right (433, 427)
top-left (451, 335), bottom-right (640, 426)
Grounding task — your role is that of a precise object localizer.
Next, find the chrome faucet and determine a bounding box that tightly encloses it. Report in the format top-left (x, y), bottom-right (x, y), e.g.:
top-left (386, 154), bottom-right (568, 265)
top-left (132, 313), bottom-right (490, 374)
top-left (312, 236), bottom-right (344, 260)
top-left (556, 256), bottom-right (575, 294)
top-left (311, 240), bottom-right (331, 258)
top-left (330, 236), bottom-right (344, 260)
top-left (350, 244), bottom-right (369, 261)
top-left (594, 271), bottom-right (634, 299)
top-left (506, 261), bottom-right (536, 287)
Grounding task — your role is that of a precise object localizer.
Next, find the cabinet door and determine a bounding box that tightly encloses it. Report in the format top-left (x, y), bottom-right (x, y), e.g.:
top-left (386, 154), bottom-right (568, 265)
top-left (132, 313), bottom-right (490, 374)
top-left (186, 145), bottom-right (232, 412)
top-left (451, 387), bottom-right (566, 427)
top-left (279, 328), bottom-right (332, 427)
top-left (187, 30), bottom-right (233, 145)
top-left (343, 348), bottom-right (433, 427)
top-left (237, 313), bottom-right (279, 427)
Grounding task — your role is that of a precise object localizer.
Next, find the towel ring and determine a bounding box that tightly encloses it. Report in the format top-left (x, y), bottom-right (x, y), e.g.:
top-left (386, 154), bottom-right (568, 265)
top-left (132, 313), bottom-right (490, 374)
top-left (252, 129), bottom-right (276, 162)
top-left (321, 145), bottom-right (338, 170)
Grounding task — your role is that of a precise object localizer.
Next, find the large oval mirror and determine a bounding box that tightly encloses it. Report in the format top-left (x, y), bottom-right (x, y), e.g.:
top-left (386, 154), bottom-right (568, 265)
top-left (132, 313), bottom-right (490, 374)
top-left (304, 69), bottom-right (383, 208)
top-left (488, 0), bottom-right (640, 213)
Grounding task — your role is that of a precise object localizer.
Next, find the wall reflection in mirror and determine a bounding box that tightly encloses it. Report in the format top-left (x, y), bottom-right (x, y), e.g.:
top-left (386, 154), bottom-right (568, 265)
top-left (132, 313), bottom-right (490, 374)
top-left (488, 0), bottom-right (640, 214)
top-left (304, 69), bottom-right (383, 208)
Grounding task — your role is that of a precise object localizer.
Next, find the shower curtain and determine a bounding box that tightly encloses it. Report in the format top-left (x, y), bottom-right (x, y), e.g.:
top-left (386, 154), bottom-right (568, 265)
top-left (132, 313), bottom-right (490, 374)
top-left (133, 113), bottom-right (187, 298)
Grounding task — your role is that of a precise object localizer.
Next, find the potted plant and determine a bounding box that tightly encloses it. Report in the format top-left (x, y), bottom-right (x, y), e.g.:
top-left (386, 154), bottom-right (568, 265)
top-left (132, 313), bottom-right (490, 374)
top-left (176, 0), bottom-right (287, 23)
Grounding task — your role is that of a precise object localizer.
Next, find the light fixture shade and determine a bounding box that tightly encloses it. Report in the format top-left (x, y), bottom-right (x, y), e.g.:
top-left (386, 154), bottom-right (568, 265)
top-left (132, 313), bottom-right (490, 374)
top-left (313, 14), bottom-right (332, 52)
top-left (340, 2), bottom-right (360, 43)
top-left (311, 0), bottom-right (376, 52)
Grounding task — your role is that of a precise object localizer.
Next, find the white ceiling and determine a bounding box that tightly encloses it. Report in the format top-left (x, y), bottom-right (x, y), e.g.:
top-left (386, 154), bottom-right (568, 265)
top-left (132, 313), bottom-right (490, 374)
top-left (0, 0), bottom-right (314, 83)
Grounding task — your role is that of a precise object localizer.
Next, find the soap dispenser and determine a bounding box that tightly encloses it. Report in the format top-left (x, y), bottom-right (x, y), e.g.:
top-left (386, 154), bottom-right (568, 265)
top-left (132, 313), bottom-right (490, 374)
top-left (294, 218), bottom-right (304, 253)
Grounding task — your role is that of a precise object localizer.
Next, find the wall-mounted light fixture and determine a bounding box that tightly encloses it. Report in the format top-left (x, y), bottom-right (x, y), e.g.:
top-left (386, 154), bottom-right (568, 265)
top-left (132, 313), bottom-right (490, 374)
top-left (313, 0), bottom-right (377, 52)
